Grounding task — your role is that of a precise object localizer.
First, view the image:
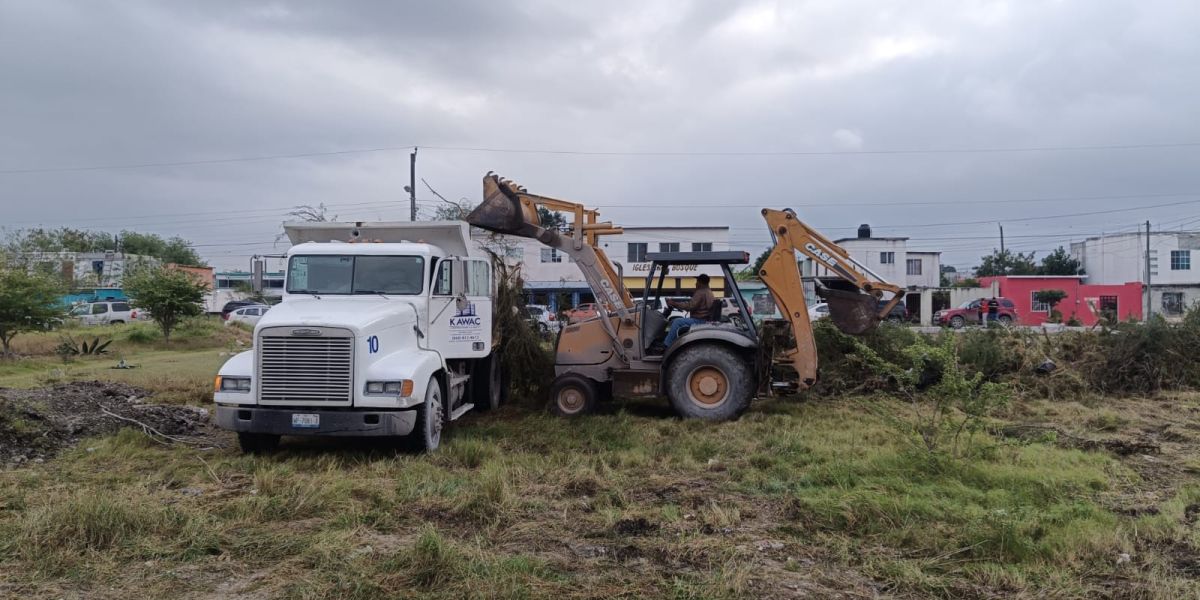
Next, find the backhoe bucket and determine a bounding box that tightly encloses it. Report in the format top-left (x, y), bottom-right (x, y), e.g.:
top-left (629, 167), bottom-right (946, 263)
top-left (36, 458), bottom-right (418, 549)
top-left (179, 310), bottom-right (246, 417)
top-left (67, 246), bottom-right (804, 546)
top-left (468, 174), bottom-right (542, 238)
top-left (819, 286), bottom-right (881, 335)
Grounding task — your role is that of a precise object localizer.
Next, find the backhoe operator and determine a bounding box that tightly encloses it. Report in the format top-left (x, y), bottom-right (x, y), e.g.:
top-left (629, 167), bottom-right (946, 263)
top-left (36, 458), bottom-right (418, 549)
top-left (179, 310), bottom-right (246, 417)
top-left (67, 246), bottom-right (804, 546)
top-left (662, 273), bottom-right (716, 348)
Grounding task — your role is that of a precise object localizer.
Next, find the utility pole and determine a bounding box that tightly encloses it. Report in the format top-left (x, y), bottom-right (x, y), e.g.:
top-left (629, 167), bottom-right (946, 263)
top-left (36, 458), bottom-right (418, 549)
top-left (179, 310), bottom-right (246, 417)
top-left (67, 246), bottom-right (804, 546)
top-left (409, 147), bottom-right (418, 221)
top-left (998, 224), bottom-right (1006, 275)
top-left (1145, 220), bottom-right (1152, 319)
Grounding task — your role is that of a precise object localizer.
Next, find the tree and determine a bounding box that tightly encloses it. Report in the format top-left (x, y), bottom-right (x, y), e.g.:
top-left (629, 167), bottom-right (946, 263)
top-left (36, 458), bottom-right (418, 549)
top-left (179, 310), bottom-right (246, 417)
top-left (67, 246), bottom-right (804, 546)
top-left (123, 266), bottom-right (208, 343)
top-left (736, 248), bottom-right (772, 281)
top-left (286, 203), bottom-right (334, 222)
top-left (119, 231), bottom-right (205, 266)
top-left (953, 277), bottom-right (981, 288)
top-left (538, 206), bottom-right (567, 230)
top-left (940, 265), bottom-right (957, 287)
top-left (1034, 289), bottom-right (1069, 323)
top-left (0, 269), bottom-right (66, 356)
top-left (975, 249), bottom-right (1038, 277)
top-left (1039, 246), bottom-right (1083, 276)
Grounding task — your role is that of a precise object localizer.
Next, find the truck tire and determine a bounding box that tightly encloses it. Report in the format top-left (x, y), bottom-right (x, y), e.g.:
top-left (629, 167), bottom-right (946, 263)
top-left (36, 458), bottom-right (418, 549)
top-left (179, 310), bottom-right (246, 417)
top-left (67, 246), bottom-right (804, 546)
top-left (998, 314), bottom-right (1013, 326)
top-left (471, 355), bottom-right (505, 411)
top-left (550, 374), bottom-right (598, 417)
top-left (406, 376), bottom-right (445, 452)
top-left (950, 315), bottom-right (965, 329)
top-left (237, 432), bottom-right (280, 454)
top-left (665, 343), bottom-right (754, 421)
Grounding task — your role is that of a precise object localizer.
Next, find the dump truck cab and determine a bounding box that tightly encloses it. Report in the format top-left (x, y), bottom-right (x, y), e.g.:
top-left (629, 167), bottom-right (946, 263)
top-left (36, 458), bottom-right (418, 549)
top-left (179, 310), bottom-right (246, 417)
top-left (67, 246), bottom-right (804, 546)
top-left (213, 221), bottom-right (503, 453)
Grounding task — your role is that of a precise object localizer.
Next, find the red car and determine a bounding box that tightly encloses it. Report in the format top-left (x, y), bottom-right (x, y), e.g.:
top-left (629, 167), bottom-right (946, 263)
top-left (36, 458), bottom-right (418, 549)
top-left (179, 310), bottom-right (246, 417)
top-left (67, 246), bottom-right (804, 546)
top-left (934, 298), bottom-right (1018, 328)
top-left (564, 303), bottom-right (598, 323)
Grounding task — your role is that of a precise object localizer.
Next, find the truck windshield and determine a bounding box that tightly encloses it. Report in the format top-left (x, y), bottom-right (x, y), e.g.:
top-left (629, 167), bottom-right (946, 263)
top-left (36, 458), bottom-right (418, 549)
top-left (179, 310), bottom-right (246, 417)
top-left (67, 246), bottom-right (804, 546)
top-left (286, 255), bottom-right (425, 295)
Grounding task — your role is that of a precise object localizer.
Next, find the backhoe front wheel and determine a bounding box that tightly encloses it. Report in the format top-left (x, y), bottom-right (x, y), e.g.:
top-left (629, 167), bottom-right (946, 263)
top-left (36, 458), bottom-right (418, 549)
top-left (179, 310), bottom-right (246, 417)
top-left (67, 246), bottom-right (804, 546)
top-left (550, 374), bottom-right (598, 417)
top-left (666, 344), bottom-right (754, 421)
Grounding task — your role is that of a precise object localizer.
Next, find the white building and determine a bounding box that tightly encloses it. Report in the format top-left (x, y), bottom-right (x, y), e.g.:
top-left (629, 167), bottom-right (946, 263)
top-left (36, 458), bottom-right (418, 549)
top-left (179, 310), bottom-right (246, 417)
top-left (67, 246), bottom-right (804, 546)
top-left (14, 251), bottom-right (154, 287)
top-left (488, 226), bottom-right (732, 311)
top-left (1071, 231), bottom-right (1200, 317)
top-left (803, 224), bottom-right (941, 289)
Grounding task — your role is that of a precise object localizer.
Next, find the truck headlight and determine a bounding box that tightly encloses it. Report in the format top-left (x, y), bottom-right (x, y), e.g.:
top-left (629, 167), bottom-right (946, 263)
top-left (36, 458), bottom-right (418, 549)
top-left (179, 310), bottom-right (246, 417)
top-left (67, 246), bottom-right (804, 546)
top-left (365, 380), bottom-right (414, 396)
top-left (216, 376), bottom-right (251, 392)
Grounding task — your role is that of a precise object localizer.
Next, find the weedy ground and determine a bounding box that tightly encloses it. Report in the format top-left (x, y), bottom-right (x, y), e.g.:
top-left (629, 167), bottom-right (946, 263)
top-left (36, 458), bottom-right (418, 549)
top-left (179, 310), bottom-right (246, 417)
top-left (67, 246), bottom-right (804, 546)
top-left (1, 323), bottom-right (1200, 598)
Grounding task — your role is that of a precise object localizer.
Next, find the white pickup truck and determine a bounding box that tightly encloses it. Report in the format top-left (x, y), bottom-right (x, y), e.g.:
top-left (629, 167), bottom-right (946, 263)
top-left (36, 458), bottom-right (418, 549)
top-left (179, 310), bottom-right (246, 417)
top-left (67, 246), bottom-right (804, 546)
top-left (213, 221), bottom-right (504, 453)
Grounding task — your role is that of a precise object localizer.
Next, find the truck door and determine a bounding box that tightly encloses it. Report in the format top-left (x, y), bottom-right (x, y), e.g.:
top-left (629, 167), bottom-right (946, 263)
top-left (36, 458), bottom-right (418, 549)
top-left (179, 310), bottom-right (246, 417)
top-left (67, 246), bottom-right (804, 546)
top-left (428, 258), bottom-right (492, 359)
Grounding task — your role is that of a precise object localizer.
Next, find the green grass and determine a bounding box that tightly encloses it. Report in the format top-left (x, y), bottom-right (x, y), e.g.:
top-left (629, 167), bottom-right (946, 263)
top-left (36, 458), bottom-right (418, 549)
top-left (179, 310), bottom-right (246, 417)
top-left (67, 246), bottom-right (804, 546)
top-left (2, 333), bottom-right (1199, 597)
top-left (0, 317), bottom-right (241, 404)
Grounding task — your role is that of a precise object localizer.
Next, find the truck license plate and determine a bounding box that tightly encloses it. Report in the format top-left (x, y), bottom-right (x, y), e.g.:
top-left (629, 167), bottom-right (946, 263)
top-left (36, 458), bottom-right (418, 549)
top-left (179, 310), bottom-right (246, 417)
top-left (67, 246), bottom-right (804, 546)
top-left (292, 413), bottom-right (319, 428)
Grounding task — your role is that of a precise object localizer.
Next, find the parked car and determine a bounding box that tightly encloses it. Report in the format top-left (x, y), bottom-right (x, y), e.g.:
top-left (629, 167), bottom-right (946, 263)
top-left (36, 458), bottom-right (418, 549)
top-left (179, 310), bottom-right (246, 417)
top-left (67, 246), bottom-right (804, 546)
top-left (524, 304), bottom-right (560, 334)
top-left (564, 303), bottom-right (598, 323)
top-left (221, 300), bottom-right (258, 319)
top-left (70, 301), bottom-right (134, 325)
top-left (808, 303), bottom-right (830, 321)
top-left (881, 299), bottom-right (908, 323)
top-left (225, 304), bottom-right (270, 326)
top-left (934, 297), bottom-right (1018, 328)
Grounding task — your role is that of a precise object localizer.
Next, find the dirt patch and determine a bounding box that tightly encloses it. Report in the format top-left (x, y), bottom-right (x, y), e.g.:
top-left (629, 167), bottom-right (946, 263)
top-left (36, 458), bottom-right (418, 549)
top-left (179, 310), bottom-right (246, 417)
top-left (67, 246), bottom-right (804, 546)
top-left (0, 380), bottom-right (217, 466)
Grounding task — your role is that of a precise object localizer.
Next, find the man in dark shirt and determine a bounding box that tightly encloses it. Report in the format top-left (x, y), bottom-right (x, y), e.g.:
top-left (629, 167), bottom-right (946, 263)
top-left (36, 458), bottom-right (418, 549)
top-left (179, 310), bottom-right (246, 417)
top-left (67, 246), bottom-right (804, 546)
top-left (986, 297), bottom-right (1000, 324)
top-left (663, 274), bottom-right (716, 347)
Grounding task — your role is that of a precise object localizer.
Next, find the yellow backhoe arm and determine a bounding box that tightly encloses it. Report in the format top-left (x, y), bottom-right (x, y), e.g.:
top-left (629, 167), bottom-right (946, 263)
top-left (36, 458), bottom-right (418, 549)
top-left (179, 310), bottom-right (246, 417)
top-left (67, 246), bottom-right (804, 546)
top-left (469, 173), bottom-right (633, 312)
top-left (758, 208), bottom-right (903, 389)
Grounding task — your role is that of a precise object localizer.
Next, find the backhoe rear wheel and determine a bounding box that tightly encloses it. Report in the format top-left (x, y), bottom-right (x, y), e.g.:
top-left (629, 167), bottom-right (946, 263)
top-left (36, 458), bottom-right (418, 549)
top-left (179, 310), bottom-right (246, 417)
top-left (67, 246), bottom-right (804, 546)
top-left (550, 374), bottom-right (598, 417)
top-left (666, 344), bottom-right (753, 421)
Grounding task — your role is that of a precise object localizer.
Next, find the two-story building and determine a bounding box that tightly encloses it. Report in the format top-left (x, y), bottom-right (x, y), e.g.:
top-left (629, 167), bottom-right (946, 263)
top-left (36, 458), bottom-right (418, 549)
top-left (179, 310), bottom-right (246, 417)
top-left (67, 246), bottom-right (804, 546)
top-left (1070, 231), bottom-right (1199, 318)
top-left (803, 224), bottom-right (941, 289)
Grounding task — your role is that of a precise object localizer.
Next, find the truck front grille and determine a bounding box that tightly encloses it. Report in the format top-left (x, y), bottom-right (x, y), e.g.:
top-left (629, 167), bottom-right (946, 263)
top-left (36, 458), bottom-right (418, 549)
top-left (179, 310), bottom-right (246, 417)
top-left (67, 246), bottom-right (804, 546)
top-left (258, 328), bottom-right (354, 404)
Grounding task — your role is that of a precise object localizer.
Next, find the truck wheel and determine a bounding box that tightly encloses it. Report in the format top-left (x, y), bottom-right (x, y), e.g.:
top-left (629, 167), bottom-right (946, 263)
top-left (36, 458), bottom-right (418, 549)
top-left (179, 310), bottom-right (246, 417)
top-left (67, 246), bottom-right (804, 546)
top-left (407, 377), bottom-right (445, 452)
top-left (998, 315), bottom-right (1013, 326)
top-left (471, 354), bottom-right (505, 411)
top-left (950, 315), bottom-right (965, 329)
top-left (550, 374), bottom-right (597, 417)
top-left (666, 344), bottom-right (754, 421)
top-left (237, 432), bottom-right (280, 454)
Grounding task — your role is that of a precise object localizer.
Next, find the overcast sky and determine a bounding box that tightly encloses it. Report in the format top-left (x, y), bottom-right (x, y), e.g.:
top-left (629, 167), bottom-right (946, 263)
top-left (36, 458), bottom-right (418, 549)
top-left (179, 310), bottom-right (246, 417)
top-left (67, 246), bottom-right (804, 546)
top-left (2, 0), bottom-right (1198, 271)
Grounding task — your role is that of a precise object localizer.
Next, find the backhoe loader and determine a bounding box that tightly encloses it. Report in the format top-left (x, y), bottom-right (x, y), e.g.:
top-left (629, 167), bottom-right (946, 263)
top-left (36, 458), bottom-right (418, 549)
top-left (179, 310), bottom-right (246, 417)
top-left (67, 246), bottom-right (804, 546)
top-left (468, 173), bottom-right (904, 420)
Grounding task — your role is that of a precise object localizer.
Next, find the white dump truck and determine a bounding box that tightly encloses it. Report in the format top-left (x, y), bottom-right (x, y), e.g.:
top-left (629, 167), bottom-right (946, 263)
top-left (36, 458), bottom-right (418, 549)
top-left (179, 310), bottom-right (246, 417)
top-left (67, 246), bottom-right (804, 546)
top-left (214, 221), bottom-right (504, 453)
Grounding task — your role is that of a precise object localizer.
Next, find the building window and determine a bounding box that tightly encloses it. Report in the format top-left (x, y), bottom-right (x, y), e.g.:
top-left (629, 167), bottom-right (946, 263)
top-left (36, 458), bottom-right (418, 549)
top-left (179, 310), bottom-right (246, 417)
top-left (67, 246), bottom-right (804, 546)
top-left (906, 259), bottom-right (922, 276)
top-left (1171, 250), bottom-right (1190, 270)
top-left (1162, 292), bottom-right (1185, 315)
top-left (540, 248), bottom-right (562, 263)
top-left (1031, 291), bottom-right (1050, 312)
top-left (692, 242), bottom-right (712, 252)
top-left (628, 243), bottom-right (647, 262)
top-left (880, 252), bottom-right (895, 265)
top-left (659, 242), bottom-right (680, 253)
top-left (1099, 295), bottom-right (1118, 316)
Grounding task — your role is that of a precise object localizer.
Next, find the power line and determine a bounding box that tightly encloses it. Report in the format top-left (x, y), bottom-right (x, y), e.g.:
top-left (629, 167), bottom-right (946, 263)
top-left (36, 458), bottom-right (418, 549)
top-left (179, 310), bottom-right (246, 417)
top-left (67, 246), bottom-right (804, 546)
top-left (4, 140), bottom-right (1200, 175)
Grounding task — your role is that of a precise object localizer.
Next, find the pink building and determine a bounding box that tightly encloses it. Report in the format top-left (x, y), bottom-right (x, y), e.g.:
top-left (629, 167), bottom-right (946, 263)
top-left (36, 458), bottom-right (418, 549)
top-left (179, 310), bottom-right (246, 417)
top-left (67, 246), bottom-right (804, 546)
top-left (978, 276), bottom-right (1143, 326)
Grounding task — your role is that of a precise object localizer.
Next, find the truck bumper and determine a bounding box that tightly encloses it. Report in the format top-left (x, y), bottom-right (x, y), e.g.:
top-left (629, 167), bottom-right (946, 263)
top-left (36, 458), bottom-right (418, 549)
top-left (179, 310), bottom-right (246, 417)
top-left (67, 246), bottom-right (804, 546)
top-left (215, 406), bottom-right (417, 437)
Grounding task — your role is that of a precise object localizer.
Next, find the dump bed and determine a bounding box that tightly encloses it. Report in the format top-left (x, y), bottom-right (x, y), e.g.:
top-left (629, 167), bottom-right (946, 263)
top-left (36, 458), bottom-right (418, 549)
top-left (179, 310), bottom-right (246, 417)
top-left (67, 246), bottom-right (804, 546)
top-left (284, 221), bottom-right (474, 257)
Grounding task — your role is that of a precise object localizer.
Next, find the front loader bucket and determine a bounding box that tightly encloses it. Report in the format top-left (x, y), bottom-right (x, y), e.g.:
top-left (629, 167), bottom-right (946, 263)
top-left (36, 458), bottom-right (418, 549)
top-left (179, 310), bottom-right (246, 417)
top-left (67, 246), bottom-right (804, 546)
top-left (819, 286), bottom-right (881, 335)
top-left (468, 173), bottom-right (542, 238)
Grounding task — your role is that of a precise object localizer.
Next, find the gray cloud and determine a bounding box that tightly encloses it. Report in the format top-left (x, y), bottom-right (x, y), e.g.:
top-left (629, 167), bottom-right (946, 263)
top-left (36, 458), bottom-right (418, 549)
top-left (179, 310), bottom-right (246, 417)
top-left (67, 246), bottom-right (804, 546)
top-left (2, 0), bottom-right (1198, 269)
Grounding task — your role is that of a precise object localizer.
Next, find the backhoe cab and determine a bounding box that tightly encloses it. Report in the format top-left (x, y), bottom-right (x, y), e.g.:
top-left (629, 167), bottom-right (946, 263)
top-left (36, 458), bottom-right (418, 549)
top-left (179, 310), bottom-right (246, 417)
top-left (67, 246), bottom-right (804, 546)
top-left (468, 174), bottom-right (902, 421)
